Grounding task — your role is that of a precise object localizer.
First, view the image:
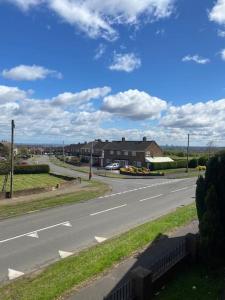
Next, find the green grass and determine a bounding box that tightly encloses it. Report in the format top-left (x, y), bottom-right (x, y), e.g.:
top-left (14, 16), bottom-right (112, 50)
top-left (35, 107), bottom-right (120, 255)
top-left (0, 204), bottom-right (197, 300)
top-left (0, 174), bottom-right (66, 192)
top-left (49, 157), bottom-right (90, 173)
top-left (156, 264), bottom-right (224, 300)
top-left (0, 180), bottom-right (109, 220)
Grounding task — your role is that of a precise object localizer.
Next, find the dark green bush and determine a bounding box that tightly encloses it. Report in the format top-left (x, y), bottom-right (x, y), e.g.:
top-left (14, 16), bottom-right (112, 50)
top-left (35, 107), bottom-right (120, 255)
top-left (14, 164), bottom-right (50, 174)
top-left (196, 151), bottom-right (225, 263)
top-left (150, 160), bottom-right (187, 171)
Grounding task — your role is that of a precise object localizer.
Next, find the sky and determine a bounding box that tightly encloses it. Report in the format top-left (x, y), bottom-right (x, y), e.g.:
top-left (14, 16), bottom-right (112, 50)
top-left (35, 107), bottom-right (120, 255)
top-left (0, 0), bottom-right (225, 146)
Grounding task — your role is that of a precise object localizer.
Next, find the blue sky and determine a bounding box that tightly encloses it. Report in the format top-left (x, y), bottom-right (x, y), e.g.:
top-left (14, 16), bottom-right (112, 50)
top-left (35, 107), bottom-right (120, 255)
top-left (0, 0), bottom-right (225, 145)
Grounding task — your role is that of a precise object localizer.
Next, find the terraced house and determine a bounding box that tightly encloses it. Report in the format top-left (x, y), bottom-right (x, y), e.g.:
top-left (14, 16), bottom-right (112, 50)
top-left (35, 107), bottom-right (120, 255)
top-left (103, 137), bottom-right (172, 168)
top-left (64, 138), bottom-right (172, 168)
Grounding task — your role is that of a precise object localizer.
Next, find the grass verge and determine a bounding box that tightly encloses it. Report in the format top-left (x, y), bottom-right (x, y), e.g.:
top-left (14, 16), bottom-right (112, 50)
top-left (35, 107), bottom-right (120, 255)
top-left (0, 174), bottom-right (66, 192)
top-left (156, 264), bottom-right (224, 300)
top-left (0, 203), bottom-right (197, 300)
top-left (0, 180), bottom-right (109, 220)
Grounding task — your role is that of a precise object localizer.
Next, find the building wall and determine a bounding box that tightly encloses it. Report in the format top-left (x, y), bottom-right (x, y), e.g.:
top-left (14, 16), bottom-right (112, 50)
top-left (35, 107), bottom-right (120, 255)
top-left (103, 150), bottom-right (146, 167)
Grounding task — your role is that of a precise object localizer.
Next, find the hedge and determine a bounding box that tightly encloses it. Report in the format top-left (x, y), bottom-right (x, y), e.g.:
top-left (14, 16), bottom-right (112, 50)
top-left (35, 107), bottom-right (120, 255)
top-left (150, 160), bottom-right (187, 171)
top-left (150, 156), bottom-right (209, 171)
top-left (0, 164), bottom-right (50, 175)
top-left (14, 164), bottom-right (50, 174)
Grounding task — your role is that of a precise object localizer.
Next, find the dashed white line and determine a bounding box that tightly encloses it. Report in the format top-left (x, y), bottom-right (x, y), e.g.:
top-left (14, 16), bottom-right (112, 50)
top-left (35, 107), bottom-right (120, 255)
top-left (170, 187), bottom-right (188, 193)
top-left (98, 179), bottom-right (185, 199)
top-left (139, 194), bottom-right (163, 202)
top-left (90, 204), bottom-right (127, 216)
top-left (0, 221), bottom-right (72, 244)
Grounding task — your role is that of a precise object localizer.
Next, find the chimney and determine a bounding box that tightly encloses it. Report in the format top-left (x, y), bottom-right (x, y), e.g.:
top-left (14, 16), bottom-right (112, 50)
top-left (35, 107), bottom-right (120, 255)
top-left (143, 137), bottom-right (147, 142)
top-left (122, 137), bottom-right (125, 142)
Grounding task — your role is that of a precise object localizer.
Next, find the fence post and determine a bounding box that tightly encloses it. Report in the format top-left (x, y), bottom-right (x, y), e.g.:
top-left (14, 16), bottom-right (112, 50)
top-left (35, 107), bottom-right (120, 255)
top-left (185, 233), bottom-right (199, 263)
top-left (131, 266), bottom-right (153, 300)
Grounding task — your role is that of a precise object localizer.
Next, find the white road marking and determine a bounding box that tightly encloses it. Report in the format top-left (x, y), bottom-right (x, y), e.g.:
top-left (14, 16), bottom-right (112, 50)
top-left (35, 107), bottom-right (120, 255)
top-left (26, 232), bottom-right (39, 239)
top-left (171, 187), bottom-right (188, 193)
top-left (58, 250), bottom-right (73, 259)
top-left (0, 221), bottom-right (72, 244)
top-left (90, 204), bottom-right (127, 216)
top-left (62, 221), bottom-right (72, 227)
top-left (95, 236), bottom-right (107, 243)
top-left (98, 179), bottom-right (185, 199)
top-left (27, 210), bottom-right (40, 214)
top-left (8, 268), bottom-right (24, 280)
top-left (139, 194), bottom-right (163, 202)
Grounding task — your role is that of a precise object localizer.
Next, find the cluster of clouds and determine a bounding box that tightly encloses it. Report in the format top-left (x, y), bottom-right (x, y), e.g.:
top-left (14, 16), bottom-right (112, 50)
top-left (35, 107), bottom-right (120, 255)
top-left (3, 0), bottom-right (175, 41)
top-left (0, 83), bottom-right (225, 144)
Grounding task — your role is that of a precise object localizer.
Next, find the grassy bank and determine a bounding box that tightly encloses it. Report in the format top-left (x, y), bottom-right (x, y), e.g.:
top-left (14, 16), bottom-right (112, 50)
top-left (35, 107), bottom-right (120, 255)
top-left (0, 174), bottom-right (66, 192)
top-left (0, 180), bottom-right (109, 220)
top-left (156, 264), bottom-right (224, 300)
top-left (0, 204), bottom-right (197, 300)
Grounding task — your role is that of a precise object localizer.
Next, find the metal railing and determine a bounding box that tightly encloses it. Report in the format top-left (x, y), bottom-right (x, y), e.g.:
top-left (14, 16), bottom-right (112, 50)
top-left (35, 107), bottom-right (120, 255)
top-left (104, 279), bottom-right (134, 300)
top-left (151, 239), bottom-right (187, 282)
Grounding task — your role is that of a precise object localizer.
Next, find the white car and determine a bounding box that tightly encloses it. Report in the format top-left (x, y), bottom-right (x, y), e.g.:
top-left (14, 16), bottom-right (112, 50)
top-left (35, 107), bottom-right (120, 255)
top-left (105, 163), bottom-right (120, 170)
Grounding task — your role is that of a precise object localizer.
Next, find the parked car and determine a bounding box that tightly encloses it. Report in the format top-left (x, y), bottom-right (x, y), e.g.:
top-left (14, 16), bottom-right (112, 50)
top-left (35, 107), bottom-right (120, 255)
top-left (105, 163), bottom-right (120, 170)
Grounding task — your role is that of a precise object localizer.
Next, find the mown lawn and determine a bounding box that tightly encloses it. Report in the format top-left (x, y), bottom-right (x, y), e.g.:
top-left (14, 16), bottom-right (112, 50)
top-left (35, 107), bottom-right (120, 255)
top-left (0, 180), bottom-right (109, 220)
top-left (0, 204), bottom-right (197, 300)
top-left (0, 174), bottom-right (66, 192)
top-left (156, 264), bottom-right (224, 300)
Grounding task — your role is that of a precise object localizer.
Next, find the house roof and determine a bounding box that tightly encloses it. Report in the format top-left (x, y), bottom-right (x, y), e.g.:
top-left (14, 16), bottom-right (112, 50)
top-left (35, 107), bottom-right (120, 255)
top-left (103, 141), bottom-right (158, 151)
top-left (81, 141), bottom-right (110, 150)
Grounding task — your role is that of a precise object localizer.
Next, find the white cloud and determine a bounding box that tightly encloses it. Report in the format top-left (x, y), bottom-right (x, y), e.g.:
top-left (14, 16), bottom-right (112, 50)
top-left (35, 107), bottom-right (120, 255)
top-left (161, 100), bottom-right (225, 131)
top-left (102, 89), bottom-right (167, 120)
top-left (109, 53), bottom-right (141, 72)
top-left (94, 44), bottom-right (106, 60)
top-left (3, 0), bottom-right (175, 40)
top-left (182, 55), bottom-right (210, 65)
top-left (52, 86), bottom-right (111, 106)
top-left (218, 29), bottom-right (225, 37)
top-left (220, 49), bottom-right (225, 61)
top-left (2, 65), bottom-right (62, 81)
top-left (5, 0), bottom-right (43, 11)
top-left (0, 85), bottom-right (29, 104)
top-left (209, 0), bottom-right (225, 25)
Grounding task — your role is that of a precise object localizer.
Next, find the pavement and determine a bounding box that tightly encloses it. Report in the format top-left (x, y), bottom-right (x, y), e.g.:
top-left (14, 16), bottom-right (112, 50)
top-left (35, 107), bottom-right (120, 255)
top-left (0, 156), bottom-right (197, 284)
top-left (66, 221), bottom-right (199, 300)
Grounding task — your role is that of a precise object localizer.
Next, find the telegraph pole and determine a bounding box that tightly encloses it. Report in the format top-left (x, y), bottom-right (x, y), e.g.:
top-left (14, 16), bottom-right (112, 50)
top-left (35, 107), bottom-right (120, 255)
top-left (89, 142), bottom-right (93, 180)
top-left (186, 133), bottom-right (190, 173)
top-left (10, 120), bottom-right (15, 198)
top-left (62, 140), bottom-right (65, 163)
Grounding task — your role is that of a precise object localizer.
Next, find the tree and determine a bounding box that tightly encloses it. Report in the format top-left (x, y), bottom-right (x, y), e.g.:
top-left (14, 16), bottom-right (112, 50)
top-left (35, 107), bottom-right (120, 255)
top-left (0, 142), bottom-right (10, 158)
top-left (196, 151), bottom-right (225, 263)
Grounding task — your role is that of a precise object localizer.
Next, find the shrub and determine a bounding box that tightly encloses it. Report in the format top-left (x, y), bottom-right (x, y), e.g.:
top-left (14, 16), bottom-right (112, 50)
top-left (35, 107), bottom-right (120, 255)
top-left (14, 164), bottom-right (50, 174)
top-left (150, 160), bottom-right (187, 171)
top-left (196, 151), bottom-right (225, 263)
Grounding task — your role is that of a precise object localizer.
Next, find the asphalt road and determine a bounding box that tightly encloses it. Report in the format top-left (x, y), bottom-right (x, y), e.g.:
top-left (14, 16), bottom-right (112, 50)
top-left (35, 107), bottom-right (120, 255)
top-left (0, 157), bottom-right (197, 283)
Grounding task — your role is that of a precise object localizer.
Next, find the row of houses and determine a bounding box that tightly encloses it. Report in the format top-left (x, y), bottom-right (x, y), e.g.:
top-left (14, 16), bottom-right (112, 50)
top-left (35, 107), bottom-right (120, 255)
top-left (64, 137), bottom-right (173, 168)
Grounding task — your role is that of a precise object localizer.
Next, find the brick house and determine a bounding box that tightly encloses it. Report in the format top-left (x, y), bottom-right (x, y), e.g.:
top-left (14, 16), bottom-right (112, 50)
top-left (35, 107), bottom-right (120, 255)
top-left (80, 140), bottom-right (110, 166)
top-left (102, 137), bottom-right (169, 168)
top-left (64, 143), bottom-right (86, 156)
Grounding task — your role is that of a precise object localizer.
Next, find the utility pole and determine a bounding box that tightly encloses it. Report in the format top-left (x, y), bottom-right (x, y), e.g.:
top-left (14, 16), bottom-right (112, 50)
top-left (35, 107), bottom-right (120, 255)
top-left (10, 120), bottom-right (15, 198)
top-left (62, 140), bottom-right (65, 163)
top-left (186, 133), bottom-right (190, 173)
top-left (89, 142), bottom-right (93, 180)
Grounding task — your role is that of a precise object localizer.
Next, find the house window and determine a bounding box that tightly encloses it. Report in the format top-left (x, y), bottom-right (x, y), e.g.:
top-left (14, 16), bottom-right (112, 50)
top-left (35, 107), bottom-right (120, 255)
top-left (110, 150), bottom-right (114, 155)
top-left (117, 151), bottom-right (121, 155)
top-left (132, 151), bottom-right (136, 156)
top-left (146, 151), bottom-right (150, 156)
top-left (124, 151), bottom-right (128, 156)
